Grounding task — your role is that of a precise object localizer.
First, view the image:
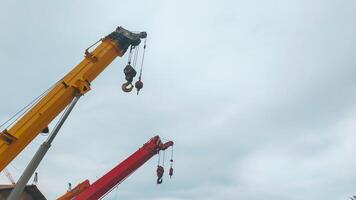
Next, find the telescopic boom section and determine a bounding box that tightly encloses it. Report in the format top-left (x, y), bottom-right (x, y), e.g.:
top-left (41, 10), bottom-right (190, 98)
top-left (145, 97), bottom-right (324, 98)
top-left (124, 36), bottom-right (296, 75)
top-left (69, 136), bottom-right (174, 200)
top-left (57, 180), bottom-right (90, 200)
top-left (0, 27), bottom-right (147, 172)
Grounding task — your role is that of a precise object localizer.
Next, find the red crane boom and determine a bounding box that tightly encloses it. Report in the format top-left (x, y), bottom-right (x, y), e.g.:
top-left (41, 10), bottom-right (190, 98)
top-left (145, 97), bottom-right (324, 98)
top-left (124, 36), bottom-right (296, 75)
top-left (59, 136), bottom-right (174, 200)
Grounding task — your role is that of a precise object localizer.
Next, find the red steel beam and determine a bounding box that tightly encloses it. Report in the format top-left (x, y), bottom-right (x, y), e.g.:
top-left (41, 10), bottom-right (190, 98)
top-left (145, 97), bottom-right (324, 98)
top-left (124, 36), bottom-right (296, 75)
top-left (74, 136), bottom-right (173, 200)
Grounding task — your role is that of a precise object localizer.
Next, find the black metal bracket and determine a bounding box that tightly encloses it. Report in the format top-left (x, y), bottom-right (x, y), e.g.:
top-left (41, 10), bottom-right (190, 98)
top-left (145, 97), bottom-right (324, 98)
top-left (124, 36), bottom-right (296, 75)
top-left (106, 26), bottom-right (147, 51)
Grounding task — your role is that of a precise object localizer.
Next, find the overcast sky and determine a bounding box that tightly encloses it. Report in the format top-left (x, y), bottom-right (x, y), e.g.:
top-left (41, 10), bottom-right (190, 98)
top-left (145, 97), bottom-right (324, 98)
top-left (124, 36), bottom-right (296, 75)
top-left (1, 0), bottom-right (356, 199)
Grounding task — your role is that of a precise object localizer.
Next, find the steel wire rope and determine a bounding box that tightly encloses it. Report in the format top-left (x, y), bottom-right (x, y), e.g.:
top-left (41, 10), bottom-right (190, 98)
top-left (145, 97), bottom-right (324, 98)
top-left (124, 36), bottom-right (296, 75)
top-left (132, 43), bottom-right (140, 69)
top-left (138, 39), bottom-right (147, 79)
top-left (0, 80), bottom-right (60, 130)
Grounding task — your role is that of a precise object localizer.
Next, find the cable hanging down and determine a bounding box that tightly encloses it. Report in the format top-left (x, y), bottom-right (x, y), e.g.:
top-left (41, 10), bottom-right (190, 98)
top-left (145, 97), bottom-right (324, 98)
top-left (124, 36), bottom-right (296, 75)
top-left (121, 38), bottom-right (147, 95)
top-left (156, 137), bottom-right (174, 184)
top-left (135, 38), bottom-right (147, 95)
top-left (169, 145), bottom-right (174, 178)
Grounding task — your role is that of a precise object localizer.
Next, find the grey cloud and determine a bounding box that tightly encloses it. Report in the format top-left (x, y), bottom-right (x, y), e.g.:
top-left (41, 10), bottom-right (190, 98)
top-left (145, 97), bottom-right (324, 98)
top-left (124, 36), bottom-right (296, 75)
top-left (1, 0), bottom-right (356, 200)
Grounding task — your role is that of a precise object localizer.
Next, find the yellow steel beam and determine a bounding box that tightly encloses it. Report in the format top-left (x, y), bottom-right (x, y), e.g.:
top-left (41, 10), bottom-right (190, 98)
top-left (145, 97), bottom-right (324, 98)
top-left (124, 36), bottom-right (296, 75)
top-left (0, 27), bottom-right (146, 171)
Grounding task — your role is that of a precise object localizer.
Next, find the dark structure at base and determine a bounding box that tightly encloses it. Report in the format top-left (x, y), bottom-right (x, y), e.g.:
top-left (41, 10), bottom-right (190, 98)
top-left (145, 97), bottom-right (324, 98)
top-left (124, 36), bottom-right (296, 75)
top-left (0, 185), bottom-right (46, 200)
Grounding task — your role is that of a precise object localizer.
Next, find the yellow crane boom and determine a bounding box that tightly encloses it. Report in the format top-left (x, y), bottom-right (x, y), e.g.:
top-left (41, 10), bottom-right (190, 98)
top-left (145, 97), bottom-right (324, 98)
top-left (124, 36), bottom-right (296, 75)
top-left (0, 27), bottom-right (147, 171)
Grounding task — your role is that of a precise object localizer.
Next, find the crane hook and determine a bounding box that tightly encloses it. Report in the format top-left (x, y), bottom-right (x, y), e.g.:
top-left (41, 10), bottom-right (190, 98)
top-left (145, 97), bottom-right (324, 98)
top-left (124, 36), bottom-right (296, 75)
top-left (157, 177), bottom-right (163, 184)
top-left (122, 64), bottom-right (137, 93)
top-left (123, 64), bottom-right (137, 83)
top-left (122, 82), bottom-right (134, 92)
top-left (156, 165), bottom-right (164, 184)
